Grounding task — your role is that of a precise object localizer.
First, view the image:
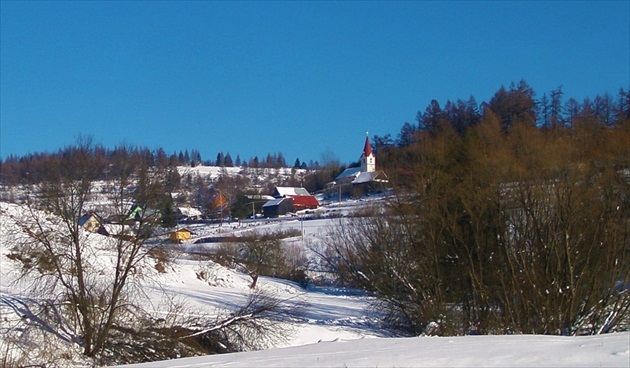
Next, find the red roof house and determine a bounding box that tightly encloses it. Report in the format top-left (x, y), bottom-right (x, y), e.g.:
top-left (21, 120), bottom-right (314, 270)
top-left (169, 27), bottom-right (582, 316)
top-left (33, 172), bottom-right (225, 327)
top-left (291, 195), bottom-right (320, 211)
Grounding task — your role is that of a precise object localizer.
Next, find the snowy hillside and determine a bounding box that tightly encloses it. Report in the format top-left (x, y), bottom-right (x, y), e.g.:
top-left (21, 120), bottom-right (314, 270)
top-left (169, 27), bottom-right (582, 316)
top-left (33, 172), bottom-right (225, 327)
top-left (0, 200), bottom-right (384, 366)
top-left (2, 197), bottom-right (629, 367)
top-left (176, 165), bottom-right (308, 192)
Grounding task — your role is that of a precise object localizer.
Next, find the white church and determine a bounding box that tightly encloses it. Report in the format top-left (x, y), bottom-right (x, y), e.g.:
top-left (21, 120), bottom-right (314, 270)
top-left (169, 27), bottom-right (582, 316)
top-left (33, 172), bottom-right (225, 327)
top-left (329, 134), bottom-right (388, 188)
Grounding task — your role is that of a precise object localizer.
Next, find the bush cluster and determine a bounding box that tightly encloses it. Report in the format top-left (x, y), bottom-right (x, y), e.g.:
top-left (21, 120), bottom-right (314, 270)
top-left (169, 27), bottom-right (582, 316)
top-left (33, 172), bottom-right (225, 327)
top-left (324, 113), bottom-right (629, 336)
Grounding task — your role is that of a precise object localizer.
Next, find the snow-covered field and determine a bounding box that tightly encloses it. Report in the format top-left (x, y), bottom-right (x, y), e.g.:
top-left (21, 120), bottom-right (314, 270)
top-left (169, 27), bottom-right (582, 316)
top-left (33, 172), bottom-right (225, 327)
top-left (1, 198), bottom-right (628, 368)
top-left (117, 332), bottom-right (630, 368)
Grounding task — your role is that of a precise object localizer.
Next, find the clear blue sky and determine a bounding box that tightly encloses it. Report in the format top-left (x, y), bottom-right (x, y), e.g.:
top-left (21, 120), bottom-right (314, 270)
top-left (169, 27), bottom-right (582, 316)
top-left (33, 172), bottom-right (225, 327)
top-left (1, 1), bottom-right (628, 165)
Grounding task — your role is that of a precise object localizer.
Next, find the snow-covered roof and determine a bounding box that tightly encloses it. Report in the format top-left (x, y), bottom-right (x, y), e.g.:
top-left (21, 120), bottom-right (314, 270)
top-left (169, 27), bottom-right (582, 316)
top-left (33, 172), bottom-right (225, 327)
top-left (262, 197), bottom-right (291, 208)
top-left (335, 167), bottom-right (361, 181)
top-left (352, 171), bottom-right (380, 184)
top-left (245, 194), bottom-right (275, 200)
top-left (177, 206), bottom-right (203, 217)
top-left (102, 223), bottom-right (132, 237)
top-left (273, 187), bottom-right (311, 197)
top-left (353, 171), bottom-right (389, 184)
top-left (333, 169), bottom-right (388, 185)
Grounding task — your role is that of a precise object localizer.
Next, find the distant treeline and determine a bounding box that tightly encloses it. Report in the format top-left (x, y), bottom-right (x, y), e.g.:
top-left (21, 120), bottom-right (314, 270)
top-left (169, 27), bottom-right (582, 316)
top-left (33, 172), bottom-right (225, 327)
top-left (1, 80), bottom-right (628, 186)
top-left (0, 144), bottom-right (316, 185)
top-left (374, 80), bottom-right (629, 182)
top-left (374, 81), bottom-right (628, 150)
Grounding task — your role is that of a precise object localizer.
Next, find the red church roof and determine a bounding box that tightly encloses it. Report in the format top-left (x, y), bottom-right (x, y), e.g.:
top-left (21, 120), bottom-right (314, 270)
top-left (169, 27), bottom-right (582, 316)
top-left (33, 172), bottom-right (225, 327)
top-left (362, 135), bottom-right (373, 157)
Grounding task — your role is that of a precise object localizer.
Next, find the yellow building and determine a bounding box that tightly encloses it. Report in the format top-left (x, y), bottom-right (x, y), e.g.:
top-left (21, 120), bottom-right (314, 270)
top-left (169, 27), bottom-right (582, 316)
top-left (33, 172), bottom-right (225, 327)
top-left (170, 228), bottom-right (194, 244)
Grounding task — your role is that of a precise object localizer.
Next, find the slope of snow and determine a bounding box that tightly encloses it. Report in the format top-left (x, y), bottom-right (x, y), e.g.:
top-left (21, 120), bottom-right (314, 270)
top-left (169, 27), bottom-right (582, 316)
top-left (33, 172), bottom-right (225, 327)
top-left (116, 332), bottom-right (630, 368)
top-left (0, 201), bottom-right (380, 366)
top-left (2, 200), bottom-right (629, 368)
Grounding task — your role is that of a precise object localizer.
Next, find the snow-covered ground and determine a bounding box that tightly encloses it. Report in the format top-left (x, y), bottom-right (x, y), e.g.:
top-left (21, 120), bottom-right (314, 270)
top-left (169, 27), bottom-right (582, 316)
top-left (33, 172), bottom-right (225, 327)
top-left (116, 332), bottom-right (630, 368)
top-left (2, 199), bottom-right (629, 368)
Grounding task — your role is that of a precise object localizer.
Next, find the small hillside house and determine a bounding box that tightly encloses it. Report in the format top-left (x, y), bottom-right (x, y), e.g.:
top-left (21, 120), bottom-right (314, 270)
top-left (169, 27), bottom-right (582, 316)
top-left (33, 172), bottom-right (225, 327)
top-left (79, 212), bottom-right (136, 241)
top-left (262, 186), bottom-right (319, 218)
top-left (176, 206), bottom-right (203, 222)
top-left (79, 212), bottom-right (108, 236)
top-left (170, 228), bottom-right (194, 244)
top-left (262, 197), bottom-right (294, 218)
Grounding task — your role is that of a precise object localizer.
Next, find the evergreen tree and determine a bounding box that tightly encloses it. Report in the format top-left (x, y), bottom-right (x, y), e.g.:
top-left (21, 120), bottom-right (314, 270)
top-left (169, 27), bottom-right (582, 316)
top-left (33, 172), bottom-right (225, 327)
top-left (190, 149), bottom-right (202, 166)
top-left (397, 122), bottom-right (418, 147)
top-left (488, 80), bottom-right (537, 132)
top-left (264, 153), bottom-right (274, 168)
top-left (374, 134), bottom-right (394, 150)
top-left (418, 99), bottom-right (445, 134)
top-left (593, 93), bottom-right (615, 126)
top-left (276, 152), bottom-right (286, 168)
top-left (564, 98), bottom-right (581, 127)
top-left (161, 199), bottom-right (178, 228)
top-left (539, 93), bottom-right (550, 128)
top-left (224, 152), bottom-right (234, 167)
top-left (616, 88), bottom-right (630, 121)
top-left (251, 156), bottom-right (260, 168)
top-left (550, 86), bottom-right (564, 128)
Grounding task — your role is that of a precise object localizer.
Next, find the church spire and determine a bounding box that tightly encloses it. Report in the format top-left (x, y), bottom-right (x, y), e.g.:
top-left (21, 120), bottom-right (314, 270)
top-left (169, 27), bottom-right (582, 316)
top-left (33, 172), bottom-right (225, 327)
top-left (360, 133), bottom-right (376, 173)
top-left (362, 132), bottom-right (373, 157)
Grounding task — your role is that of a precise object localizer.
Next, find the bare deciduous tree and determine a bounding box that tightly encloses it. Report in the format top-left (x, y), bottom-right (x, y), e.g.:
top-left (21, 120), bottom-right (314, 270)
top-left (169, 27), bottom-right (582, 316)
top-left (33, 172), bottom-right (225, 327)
top-left (5, 141), bottom-right (174, 358)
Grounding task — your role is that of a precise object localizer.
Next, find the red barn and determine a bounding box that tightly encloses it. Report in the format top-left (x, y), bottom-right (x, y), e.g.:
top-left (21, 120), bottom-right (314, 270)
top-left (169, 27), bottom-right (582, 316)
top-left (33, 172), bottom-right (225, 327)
top-left (263, 186), bottom-right (319, 217)
top-left (291, 194), bottom-right (319, 211)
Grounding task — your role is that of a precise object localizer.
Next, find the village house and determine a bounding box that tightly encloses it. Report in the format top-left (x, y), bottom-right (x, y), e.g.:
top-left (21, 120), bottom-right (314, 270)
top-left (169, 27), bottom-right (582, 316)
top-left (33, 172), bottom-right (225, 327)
top-left (78, 212), bottom-right (136, 241)
top-left (262, 197), bottom-right (294, 218)
top-left (170, 228), bottom-right (194, 244)
top-left (175, 206), bottom-right (203, 222)
top-left (262, 186), bottom-right (319, 218)
top-left (78, 212), bottom-right (108, 236)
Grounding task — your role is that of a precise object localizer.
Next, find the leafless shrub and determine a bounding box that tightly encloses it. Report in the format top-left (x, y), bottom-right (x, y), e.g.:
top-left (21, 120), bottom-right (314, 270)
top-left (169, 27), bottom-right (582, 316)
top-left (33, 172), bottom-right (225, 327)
top-left (178, 289), bottom-right (306, 353)
top-left (149, 247), bottom-right (173, 274)
top-left (322, 119), bottom-right (629, 336)
top-left (211, 230), bottom-right (309, 288)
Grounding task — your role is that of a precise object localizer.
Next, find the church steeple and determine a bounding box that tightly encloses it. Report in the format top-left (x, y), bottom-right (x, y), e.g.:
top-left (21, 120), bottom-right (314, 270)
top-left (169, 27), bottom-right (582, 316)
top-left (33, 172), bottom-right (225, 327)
top-left (360, 133), bottom-right (376, 173)
top-left (362, 134), bottom-right (373, 157)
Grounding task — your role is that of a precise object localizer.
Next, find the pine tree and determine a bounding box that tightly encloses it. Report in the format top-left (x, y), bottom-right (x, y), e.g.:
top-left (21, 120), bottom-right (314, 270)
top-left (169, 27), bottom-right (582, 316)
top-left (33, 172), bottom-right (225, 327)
top-left (224, 152), bottom-right (233, 167)
top-left (550, 86), bottom-right (564, 128)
